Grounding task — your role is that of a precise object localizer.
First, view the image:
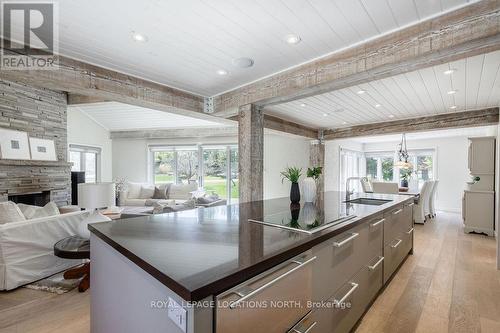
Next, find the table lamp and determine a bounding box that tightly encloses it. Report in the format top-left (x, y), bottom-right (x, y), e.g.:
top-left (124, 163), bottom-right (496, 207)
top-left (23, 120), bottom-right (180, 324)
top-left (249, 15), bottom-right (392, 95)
top-left (77, 183), bottom-right (115, 238)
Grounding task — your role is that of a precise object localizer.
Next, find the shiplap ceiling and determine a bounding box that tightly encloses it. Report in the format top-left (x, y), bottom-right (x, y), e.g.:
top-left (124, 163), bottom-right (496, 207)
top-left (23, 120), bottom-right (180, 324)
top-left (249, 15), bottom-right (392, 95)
top-left (70, 102), bottom-right (227, 131)
top-left (266, 50), bottom-right (500, 129)
top-left (6, 0), bottom-right (478, 96)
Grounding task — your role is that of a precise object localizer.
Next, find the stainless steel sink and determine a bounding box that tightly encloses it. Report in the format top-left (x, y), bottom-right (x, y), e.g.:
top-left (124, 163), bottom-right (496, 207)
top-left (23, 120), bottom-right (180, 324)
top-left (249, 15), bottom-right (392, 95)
top-left (344, 198), bottom-right (392, 206)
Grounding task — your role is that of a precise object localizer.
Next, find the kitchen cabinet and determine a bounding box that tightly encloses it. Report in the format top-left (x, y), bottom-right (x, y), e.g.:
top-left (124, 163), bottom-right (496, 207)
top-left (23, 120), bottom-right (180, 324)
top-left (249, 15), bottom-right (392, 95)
top-left (468, 137), bottom-right (495, 175)
top-left (463, 190), bottom-right (495, 236)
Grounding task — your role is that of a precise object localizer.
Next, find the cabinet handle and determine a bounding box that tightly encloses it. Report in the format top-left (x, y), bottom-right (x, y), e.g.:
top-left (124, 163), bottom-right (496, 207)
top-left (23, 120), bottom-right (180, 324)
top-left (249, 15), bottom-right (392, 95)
top-left (229, 256), bottom-right (317, 309)
top-left (406, 228), bottom-right (414, 235)
top-left (370, 218), bottom-right (385, 227)
top-left (333, 232), bottom-right (359, 247)
top-left (367, 256), bottom-right (384, 270)
top-left (392, 209), bottom-right (403, 215)
top-left (334, 282), bottom-right (359, 305)
top-left (292, 321), bottom-right (317, 333)
top-left (407, 203), bottom-right (415, 207)
top-left (391, 239), bottom-right (402, 248)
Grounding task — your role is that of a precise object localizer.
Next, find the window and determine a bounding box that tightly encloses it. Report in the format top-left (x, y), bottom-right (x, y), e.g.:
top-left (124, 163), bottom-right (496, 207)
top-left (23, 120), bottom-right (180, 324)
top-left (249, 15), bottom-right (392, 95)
top-left (365, 149), bottom-right (435, 189)
top-left (150, 145), bottom-right (239, 202)
top-left (69, 145), bottom-right (101, 183)
top-left (364, 153), bottom-right (396, 182)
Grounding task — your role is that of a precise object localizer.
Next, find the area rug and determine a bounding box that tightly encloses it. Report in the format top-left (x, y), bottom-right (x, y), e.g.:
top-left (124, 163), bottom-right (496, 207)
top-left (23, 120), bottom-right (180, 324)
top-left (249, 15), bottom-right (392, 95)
top-left (23, 271), bottom-right (81, 294)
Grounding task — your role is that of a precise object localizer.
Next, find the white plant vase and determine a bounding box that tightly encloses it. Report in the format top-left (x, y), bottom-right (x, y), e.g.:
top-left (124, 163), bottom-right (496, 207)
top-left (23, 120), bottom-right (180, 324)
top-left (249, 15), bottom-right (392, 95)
top-left (302, 177), bottom-right (317, 203)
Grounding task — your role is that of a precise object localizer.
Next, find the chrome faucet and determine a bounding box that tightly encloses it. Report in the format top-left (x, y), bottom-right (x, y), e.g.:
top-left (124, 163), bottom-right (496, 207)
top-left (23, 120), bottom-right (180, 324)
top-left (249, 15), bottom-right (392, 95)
top-left (345, 177), bottom-right (361, 200)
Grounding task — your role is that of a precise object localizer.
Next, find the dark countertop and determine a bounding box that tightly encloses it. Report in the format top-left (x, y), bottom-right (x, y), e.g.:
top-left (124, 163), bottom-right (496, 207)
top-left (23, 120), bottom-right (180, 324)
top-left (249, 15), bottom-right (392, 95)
top-left (89, 191), bottom-right (413, 301)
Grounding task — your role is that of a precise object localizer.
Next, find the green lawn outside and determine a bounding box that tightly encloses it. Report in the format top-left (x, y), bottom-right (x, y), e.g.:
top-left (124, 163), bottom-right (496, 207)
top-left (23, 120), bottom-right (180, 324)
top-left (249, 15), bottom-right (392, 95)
top-left (155, 174), bottom-right (238, 198)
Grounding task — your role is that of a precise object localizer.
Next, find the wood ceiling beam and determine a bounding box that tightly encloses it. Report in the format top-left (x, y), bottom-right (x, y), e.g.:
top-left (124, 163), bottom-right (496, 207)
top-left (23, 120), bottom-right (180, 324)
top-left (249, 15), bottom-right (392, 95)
top-left (110, 126), bottom-right (238, 140)
top-left (213, 0), bottom-right (500, 116)
top-left (0, 46), bottom-right (211, 121)
top-left (323, 108), bottom-right (499, 140)
top-left (227, 114), bottom-right (318, 139)
top-left (67, 93), bottom-right (108, 105)
top-left (263, 114), bottom-right (317, 139)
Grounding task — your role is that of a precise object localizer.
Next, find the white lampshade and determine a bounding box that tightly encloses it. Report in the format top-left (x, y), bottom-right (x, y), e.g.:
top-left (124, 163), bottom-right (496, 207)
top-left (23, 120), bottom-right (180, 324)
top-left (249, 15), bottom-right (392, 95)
top-left (78, 182), bottom-right (116, 210)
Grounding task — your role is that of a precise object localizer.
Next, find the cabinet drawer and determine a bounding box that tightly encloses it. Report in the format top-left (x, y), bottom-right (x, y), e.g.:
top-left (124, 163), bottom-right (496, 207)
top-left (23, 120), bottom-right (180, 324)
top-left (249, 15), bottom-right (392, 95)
top-left (312, 220), bottom-right (376, 302)
top-left (383, 205), bottom-right (403, 245)
top-left (402, 202), bottom-right (414, 233)
top-left (216, 251), bottom-right (315, 333)
top-left (287, 311), bottom-right (318, 333)
top-left (313, 255), bottom-right (383, 333)
top-left (383, 230), bottom-right (412, 283)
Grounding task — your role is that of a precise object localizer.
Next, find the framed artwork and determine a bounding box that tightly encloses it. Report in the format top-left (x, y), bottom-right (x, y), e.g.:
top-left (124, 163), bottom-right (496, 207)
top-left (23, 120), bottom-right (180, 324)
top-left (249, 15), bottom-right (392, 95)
top-left (0, 128), bottom-right (31, 160)
top-left (29, 137), bottom-right (57, 161)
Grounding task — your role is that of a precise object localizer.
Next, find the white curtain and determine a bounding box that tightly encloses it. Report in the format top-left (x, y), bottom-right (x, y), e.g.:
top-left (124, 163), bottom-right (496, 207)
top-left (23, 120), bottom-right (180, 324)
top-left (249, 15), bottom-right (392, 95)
top-left (340, 148), bottom-right (365, 192)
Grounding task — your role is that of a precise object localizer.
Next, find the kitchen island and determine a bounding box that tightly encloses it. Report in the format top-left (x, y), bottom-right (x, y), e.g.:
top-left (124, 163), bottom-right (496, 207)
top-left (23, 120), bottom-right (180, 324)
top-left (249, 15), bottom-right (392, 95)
top-left (89, 191), bottom-right (414, 333)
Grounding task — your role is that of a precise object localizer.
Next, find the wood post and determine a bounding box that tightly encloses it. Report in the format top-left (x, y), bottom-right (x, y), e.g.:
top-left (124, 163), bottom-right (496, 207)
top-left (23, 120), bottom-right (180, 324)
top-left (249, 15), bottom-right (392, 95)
top-left (310, 137), bottom-right (325, 197)
top-left (238, 104), bottom-right (264, 203)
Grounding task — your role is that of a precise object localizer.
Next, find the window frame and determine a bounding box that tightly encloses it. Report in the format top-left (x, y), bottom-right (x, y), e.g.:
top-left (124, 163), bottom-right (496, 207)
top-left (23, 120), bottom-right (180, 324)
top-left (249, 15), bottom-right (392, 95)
top-left (68, 144), bottom-right (102, 183)
top-left (149, 144), bottom-right (238, 202)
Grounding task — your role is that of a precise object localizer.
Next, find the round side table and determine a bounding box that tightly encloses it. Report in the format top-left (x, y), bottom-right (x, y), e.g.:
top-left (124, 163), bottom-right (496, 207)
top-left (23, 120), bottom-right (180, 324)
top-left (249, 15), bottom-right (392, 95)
top-left (54, 236), bottom-right (90, 292)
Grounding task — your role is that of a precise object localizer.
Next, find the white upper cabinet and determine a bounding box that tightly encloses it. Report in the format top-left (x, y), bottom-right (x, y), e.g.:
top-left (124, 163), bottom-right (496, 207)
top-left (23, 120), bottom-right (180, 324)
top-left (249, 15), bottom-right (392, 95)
top-left (468, 137), bottom-right (496, 175)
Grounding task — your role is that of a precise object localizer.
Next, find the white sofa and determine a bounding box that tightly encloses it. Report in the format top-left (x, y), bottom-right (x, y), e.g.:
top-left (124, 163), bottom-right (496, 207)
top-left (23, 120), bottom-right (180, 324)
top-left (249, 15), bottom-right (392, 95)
top-left (0, 210), bottom-right (91, 290)
top-left (119, 182), bottom-right (197, 207)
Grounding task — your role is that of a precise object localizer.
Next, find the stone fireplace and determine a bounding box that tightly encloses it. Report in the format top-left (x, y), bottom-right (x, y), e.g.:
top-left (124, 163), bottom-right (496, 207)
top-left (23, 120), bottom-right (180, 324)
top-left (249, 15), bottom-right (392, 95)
top-left (0, 79), bottom-right (71, 206)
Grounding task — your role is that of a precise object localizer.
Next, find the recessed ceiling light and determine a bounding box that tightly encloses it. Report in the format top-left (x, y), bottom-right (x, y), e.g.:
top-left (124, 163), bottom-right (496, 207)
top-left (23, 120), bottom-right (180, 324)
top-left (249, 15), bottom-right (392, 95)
top-left (300, 103), bottom-right (307, 107)
top-left (284, 34), bottom-right (301, 45)
top-left (450, 105), bottom-right (457, 109)
top-left (232, 57), bottom-right (254, 68)
top-left (444, 69), bottom-right (456, 75)
top-left (131, 31), bottom-right (148, 42)
top-left (216, 69), bottom-right (228, 76)
top-left (389, 114), bottom-right (395, 118)
top-left (342, 121), bottom-right (348, 125)
top-left (375, 104), bottom-right (381, 108)
top-left (447, 90), bottom-right (458, 95)
top-left (356, 90), bottom-right (366, 95)
top-left (323, 113), bottom-right (328, 117)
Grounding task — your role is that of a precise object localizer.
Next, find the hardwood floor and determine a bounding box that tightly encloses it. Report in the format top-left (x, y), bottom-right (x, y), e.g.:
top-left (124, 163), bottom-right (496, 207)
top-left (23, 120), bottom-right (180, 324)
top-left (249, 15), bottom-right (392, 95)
top-left (356, 212), bottom-right (500, 333)
top-left (0, 212), bottom-right (498, 333)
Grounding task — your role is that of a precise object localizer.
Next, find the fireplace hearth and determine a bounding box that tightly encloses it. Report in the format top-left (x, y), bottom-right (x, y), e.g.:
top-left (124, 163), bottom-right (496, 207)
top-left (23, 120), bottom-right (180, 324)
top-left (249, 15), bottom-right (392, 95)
top-left (8, 191), bottom-right (51, 206)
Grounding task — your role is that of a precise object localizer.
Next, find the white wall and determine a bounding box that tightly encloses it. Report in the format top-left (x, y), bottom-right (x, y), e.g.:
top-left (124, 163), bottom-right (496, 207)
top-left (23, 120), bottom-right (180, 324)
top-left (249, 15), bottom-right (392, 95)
top-left (112, 132), bottom-right (311, 200)
top-left (67, 108), bottom-right (113, 182)
top-left (264, 134), bottom-right (310, 199)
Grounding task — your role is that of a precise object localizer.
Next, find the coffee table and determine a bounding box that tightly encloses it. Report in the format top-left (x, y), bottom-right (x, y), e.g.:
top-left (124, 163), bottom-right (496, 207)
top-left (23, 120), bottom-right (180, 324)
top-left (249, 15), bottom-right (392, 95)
top-left (54, 236), bottom-right (90, 292)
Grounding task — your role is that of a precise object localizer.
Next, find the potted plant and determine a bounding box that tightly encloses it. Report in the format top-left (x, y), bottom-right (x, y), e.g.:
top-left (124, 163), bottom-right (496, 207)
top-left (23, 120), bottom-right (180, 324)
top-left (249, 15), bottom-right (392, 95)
top-left (399, 168), bottom-right (413, 188)
top-left (281, 166), bottom-right (302, 203)
top-left (303, 166), bottom-right (322, 202)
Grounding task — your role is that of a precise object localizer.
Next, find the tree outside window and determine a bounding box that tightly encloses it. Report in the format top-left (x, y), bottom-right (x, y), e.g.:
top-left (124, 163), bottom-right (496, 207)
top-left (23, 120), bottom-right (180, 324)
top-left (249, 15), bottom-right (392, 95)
top-left (381, 157), bottom-right (394, 181)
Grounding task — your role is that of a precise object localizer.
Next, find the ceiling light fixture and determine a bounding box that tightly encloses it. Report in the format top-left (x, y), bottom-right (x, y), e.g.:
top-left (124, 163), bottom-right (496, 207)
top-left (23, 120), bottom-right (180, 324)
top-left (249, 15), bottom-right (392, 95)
top-left (131, 32), bottom-right (148, 42)
top-left (284, 34), bottom-right (301, 45)
top-left (342, 121), bottom-right (348, 125)
top-left (388, 114), bottom-right (395, 118)
top-left (356, 90), bottom-right (366, 95)
top-left (300, 103), bottom-right (307, 107)
top-left (447, 90), bottom-right (457, 95)
top-left (232, 57), bottom-right (254, 68)
top-left (323, 113), bottom-right (328, 117)
top-left (375, 104), bottom-right (381, 108)
top-left (444, 69), bottom-right (456, 75)
top-left (216, 69), bottom-right (228, 76)
top-left (450, 105), bottom-right (457, 110)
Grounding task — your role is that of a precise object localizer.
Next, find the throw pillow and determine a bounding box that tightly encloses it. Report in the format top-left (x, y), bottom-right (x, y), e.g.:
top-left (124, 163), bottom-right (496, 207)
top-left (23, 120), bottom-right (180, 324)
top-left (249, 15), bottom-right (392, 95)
top-left (197, 196), bottom-right (218, 205)
top-left (169, 182), bottom-right (197, 200)
top-left (0, 202), bottom-right (26, 224)
top-left (139, 185), bottom-right (155, 199)
top-left (152, 183), bottom-right (171, 199)
top-left (18, 202), bottom-right (60, 220)
top-left (126, 182), bottom-right (142, 199)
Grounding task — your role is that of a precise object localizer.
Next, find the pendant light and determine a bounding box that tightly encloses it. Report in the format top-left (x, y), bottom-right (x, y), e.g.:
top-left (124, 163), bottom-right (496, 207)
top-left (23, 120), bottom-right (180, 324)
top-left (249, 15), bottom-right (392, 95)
top-left (395, 133), bottom-right (412, 169)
